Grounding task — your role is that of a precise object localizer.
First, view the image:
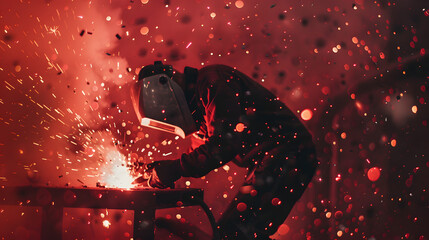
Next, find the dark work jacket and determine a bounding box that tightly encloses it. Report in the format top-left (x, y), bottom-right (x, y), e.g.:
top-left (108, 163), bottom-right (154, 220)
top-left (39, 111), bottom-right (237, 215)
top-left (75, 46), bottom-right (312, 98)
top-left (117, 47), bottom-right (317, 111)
top-left (175, 65), bottom-right (313, 178)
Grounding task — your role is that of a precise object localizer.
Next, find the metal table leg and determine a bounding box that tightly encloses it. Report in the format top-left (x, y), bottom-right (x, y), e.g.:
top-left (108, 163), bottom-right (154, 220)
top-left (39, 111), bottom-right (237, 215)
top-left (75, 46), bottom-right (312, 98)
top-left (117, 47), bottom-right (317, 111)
top-left (133, 208), bottom-right (155, 240)
top-left (41, 205), bottom-right (63, 240)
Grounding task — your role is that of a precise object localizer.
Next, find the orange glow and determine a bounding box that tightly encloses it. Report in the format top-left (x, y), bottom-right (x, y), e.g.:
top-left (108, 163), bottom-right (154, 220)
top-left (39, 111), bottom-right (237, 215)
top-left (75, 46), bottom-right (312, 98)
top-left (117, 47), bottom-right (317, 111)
top-left (355, 101), bottom-right (363, 111)
top-left (140, 26), bottom-right (149, 35)
top-left (14, 65), bottom-right (21, 72)
top-left (235, 123), bottom-right (245, 132)
top-left (101, 149), bottom-right (134, 189)
top-left (391, 139), bottom-right (397, 147)
top-left (102, 220), bottom-right (111, 228)
top-left (235, 0), bottom-right (244, 8)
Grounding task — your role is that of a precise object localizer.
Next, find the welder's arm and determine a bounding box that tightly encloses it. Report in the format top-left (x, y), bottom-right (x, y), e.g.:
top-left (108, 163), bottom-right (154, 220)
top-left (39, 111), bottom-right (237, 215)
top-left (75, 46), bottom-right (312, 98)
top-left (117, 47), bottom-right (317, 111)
top-left (177, 134), bottom-right (241, 178)
top-left (132, 160), bottom-right (182, 189)
top-left (175, 72), bottom-right (244, 178)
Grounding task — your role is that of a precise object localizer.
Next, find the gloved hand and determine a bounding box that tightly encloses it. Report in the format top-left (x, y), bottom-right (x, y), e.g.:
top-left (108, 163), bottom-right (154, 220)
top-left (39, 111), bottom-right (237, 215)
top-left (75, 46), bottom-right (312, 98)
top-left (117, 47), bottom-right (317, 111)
top-left (132, 160), bottom-right (182, 189)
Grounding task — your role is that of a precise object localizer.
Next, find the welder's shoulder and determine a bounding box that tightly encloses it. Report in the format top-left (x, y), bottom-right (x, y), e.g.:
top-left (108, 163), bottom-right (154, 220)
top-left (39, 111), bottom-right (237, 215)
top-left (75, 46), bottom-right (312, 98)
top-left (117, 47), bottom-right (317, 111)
top-left (198, 64), bottom-right (236, 85)
top-left (194, 65), bottom-right (231, 104)
top-left (196, 64), bottom-right (232, 88)
top-left (199, 64), bottom-right (234, 74)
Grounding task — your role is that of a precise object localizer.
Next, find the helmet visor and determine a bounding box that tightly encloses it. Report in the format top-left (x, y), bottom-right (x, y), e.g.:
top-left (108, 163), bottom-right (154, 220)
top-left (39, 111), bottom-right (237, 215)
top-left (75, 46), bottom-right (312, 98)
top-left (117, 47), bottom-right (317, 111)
top-left (131, 73), bottom-right (196, 138)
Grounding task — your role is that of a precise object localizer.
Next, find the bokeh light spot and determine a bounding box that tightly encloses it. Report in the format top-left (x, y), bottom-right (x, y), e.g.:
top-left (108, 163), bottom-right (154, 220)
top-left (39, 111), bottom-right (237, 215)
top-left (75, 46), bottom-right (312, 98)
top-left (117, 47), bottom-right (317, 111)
top-left (367, 167), bottom-right (381, 182)
top-left (235, 123), bottom-right (245, 132)
top-left (140, 26), bottom-right (149, 35)
top-left (334, 210), bottom-right (343, 219)
top-left (237, 202), bottom-right (247, 212)
top-left (344, 195), bottom-right (352, 203)
top-left (271, 198), bottom-right (281, 206)
top-left (235, 0), bottom-right (244, 8)
top-left (102, 220), bottom-right (111, 228)
top-left (14, 65), bottom-right (21, 72)
top-left (321, 86), bottom-right (330, 95)
top-left (301, 109), bottom-right (313, 121)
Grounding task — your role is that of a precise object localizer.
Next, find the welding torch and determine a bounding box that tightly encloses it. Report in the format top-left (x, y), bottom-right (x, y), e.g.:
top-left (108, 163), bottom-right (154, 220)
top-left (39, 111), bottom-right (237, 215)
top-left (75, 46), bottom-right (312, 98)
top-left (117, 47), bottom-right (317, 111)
top-left (129, 161), bottom-right (177, 189)
top-left (128, 162), bottom-right (152, 188)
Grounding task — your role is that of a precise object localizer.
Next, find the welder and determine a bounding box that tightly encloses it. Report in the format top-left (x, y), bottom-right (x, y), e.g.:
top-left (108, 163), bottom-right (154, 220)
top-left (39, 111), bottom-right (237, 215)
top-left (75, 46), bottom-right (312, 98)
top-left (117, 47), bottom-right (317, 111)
top-left (131, 61), bottom-right (317, 240)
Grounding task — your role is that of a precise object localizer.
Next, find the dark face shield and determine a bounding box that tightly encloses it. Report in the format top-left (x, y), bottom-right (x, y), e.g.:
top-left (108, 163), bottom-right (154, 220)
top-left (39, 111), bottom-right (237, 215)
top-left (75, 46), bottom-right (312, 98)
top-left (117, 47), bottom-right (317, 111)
top-left (131, 71), bottom-right (197, 139)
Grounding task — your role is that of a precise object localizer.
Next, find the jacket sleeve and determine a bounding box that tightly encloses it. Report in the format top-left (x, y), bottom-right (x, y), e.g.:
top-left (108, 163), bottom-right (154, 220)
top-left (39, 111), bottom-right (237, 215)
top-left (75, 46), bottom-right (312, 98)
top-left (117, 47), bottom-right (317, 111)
top-left (175, 66), bottom-right (244, 178)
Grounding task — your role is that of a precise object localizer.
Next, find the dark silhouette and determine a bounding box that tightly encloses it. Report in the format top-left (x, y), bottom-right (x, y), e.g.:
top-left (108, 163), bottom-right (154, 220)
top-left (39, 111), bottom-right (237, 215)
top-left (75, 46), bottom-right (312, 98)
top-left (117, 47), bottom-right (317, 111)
top-left (132, 61), bottom-right (317, 239)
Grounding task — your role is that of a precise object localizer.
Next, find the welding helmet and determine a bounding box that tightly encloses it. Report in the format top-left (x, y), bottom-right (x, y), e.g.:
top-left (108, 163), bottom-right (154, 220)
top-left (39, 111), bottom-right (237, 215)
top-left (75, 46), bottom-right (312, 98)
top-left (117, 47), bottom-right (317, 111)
top-left (131, 61), bottom-right (197, 138)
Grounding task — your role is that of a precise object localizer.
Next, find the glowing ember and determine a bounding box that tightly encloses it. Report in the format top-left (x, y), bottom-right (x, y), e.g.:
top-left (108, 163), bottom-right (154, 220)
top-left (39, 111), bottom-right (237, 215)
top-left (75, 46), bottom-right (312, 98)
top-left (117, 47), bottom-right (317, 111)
top-left (235, 123), bottom-right (245, 132)
top-left (102, 220), bottom-right (111, 228)
top-left (100, 150), bottom-right (135, 189)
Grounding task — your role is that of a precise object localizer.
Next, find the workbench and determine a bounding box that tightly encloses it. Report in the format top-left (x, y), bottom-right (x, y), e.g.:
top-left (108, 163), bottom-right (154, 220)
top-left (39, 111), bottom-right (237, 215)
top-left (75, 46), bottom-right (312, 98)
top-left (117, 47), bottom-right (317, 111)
top-left (0, 186), bottom-right (205, 240)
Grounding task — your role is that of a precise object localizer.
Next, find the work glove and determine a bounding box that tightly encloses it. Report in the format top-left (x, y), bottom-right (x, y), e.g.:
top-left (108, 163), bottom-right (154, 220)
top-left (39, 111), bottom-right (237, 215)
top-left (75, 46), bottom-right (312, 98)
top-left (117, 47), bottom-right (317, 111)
top-left (132, 160), bottom-right (182, 189)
